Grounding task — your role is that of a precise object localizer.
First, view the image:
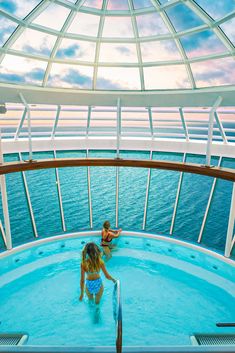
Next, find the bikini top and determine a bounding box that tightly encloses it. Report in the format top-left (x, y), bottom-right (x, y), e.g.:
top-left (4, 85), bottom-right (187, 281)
top-left (101, 230), bottom-right (112, 243)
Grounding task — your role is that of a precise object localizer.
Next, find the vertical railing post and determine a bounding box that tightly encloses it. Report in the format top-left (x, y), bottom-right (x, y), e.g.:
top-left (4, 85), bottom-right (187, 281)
top-left (86, 149), bottom-right (93, 229)
top-left (225, 182), bottom-right (235, 258)
top-left (142, 151), bottom-right (152, 230)
top-left (116, 99), bottom-right (121, 227)
top-left (117, 99), bottom-right (121, 159)
top-left (19, 152), bottom-right (38, 237)
top-left (53, 150), bottom-right (66, 232)
top-left (0, 131), bottom-right (12, 250)
top-left (170, 153), bottom-right (186, 235)
top-left (19, 93), bottom-right (33, 161)
top-left (179, 108), bottom-right (189, 141)
top-left (205, 96), bottom-right (223, 166)
top-left (198, 156), bottom-right (222, 243)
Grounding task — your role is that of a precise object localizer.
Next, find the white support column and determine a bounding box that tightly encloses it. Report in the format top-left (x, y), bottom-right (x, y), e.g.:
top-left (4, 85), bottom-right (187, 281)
top-left (206, 96), bottom-right (223, 166)
top-left (51, 105), bottom-right (61, 139)
top-left (142, 150), bottom-right (152, 230)
top-left (170, 153), bottom-right (186, 235)
top-left (198, 156), bottom-right (222, 243)
top-left (19, 93), bottom-right (33, 161)
top-left (0, 131), bottom-right (12, 250)
top-left (53, 150), bottom-right (66, 232)
top-left (115, 166), bottom-right (119, 228)
top-left (19, 152), bottom-right (38, 237)
top-left (225, 182), bottom-right (235, 258)
top-left (147, 107), bottom-right (154, 138)
top-left (86, 149), bottom-right (93, 229)
top-left (179, 108), bottom-right (189, 141)
top-left (14, 107), bottom-right (27, 140)
top-left (117, 98), bottom-right (121, 158)
top-left (214, 112), bottom-right (228, 144)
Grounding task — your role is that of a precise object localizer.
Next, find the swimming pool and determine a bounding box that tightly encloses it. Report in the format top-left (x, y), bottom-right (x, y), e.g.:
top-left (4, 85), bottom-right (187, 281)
top-left (0, 233), bottom-right (234, 347)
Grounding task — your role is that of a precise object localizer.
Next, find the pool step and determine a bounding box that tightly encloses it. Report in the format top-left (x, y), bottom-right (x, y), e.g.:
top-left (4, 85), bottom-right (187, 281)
top-left (191, 334), bottom-right (235, 346)
top-left (0, 333), bottom-right (28, 346)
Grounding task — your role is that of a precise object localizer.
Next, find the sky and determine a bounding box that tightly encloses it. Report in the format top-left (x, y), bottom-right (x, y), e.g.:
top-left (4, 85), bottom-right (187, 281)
top-left (0, 0), bottom-right (234, 90)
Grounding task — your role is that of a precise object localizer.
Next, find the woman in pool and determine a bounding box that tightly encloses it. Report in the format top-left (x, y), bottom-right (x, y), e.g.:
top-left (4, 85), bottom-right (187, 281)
top-left (101, 220), bottom-right (122, 260)
top-left (79, 242), bottom-right (116, 304)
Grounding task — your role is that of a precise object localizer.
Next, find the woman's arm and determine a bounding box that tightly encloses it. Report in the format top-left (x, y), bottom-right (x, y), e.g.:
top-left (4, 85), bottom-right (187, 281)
top-left (101, 262), bottom-right (116, 283)
top-left (109, 229), bottom-right (122, 238)
top-left (79, 264), bottom-right (85, 301)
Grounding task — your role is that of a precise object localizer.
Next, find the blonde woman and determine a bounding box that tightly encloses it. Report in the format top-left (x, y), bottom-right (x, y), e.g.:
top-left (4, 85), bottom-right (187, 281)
top-left (101, 220), bottom-right (122, 259)
top-left (79, 242), bottom-right (116, 304)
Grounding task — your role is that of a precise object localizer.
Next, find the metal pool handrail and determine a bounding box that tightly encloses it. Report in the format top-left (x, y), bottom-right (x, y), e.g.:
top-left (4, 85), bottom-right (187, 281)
top-left (113, 280), bottom-right (122, 353)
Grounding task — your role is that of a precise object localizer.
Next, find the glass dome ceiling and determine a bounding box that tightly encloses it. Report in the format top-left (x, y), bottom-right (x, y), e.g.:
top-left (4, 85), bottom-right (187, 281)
top-left (0, 0), bottom-right (234, 91)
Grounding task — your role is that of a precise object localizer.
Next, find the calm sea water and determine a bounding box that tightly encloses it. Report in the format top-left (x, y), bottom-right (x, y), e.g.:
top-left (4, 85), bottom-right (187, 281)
top-left (0, 150), bottom-right (234, 256)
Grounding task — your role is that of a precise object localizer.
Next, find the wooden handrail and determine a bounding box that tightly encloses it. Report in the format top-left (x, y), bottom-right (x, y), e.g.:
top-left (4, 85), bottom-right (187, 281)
top-left (0, 158), bottom-right (235, 181)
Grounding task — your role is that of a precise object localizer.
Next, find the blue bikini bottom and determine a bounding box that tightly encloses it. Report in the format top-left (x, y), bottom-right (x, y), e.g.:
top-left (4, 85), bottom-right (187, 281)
top-left (86, 278), bottom-right (102, 295)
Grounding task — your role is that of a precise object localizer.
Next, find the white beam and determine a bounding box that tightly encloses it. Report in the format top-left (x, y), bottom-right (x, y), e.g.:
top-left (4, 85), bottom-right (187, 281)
top-left (0, 131), bottom-right (12, 250)
top-left (1, 83), bottom-right (234, 107)
top-left (205, 96), bottom-right (223, 166)
top-left (117, 98), bottom-right (121, 158)
top-left (19, 93), bottom-right (33, 161)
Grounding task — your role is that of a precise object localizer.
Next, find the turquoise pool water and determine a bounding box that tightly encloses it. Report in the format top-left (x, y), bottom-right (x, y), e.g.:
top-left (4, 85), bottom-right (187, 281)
top-left (0, 150), bottom-right (235, 256)
top-left (0, 235), bottom-right (234, 346)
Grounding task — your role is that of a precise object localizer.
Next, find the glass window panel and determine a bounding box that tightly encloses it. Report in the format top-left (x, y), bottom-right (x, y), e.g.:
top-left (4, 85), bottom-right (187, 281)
top-left (97, 67), bottom-right (140, 89)
top-left (195, 0), bottom-right (235, 20)
top-left (89, 150), bottom-right (116, 230)
top-left (119, 151), bottom-right (149, 230)
top-left (103, 17), bottom-right (133, 37)
top-left (151, 109), bottom-right (184, 137)
top-left (56, 150), bottom-right (89, 231)
top-left (180, 30), bottom-right (228, 59)
top-left (107, 0), bottom-right (129, 10)
top-left (173, 154), bottom-right (220, 243)
top-left (55, 106), bottom-right (87, 136)
top-left (99, 43), bottom-right (138, 63)
top-left (133, 0), bottom-right (153, 10)
top-left (0, 16), bottom-right (18, 46)
top-left (220, 18), bottom-right (235, 46)
top-left (146, 152), bottom-right (183, 234)
top-left (4, 153), bottom-right (34, 247)
top-left (48, 63), bottom-right (93, 89)
top-left (144, 65), bottom-right (191, 89)
top-left (141, 40), bottom-right (181, 62)
top-left (68, 12), bottom-right (100, 37)
top-left (122, 109), bottom-right (150, 129)
top-left (191, 57), bottom-right (235, 88)
top-left (33, 3), bottom-right (70, 30)
top-left (11, 28), bottom-right (57, 57)
top-left (83, 0), bottom-right (103, 9)
top-left (90, 109), bottom-right (117, 128)
top-left (136, 12), bottom-right (169, 36)
top-left (0, 0), bottom-right (42, 18)
top-left (56, 39), bottom-right (96, 62)
top-left (0, 55), bottom-right (47, 85)
top-left (165, 3), bottom-right (204, 32)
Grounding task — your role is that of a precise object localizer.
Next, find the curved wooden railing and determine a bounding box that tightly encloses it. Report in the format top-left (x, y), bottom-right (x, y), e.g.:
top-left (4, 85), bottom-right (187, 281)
top-left (0, 158), bottom-right (235, 181)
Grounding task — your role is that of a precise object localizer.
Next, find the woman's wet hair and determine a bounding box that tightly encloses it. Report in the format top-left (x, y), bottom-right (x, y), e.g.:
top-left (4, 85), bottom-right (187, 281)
top-left (82, 242), bottom-right (102, 272)
top-left (103, 220), bottom-right (110, 230)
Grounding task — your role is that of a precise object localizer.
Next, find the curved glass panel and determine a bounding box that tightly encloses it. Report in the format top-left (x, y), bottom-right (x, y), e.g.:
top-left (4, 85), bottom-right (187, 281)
top-left (0, 0), bottom-right (234, 90)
